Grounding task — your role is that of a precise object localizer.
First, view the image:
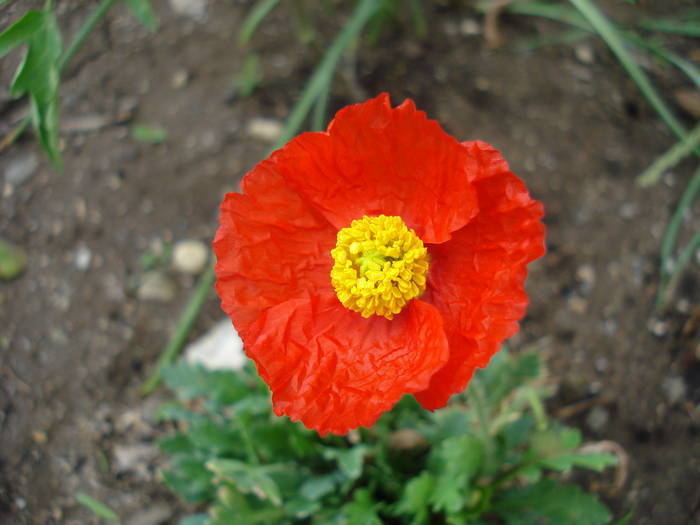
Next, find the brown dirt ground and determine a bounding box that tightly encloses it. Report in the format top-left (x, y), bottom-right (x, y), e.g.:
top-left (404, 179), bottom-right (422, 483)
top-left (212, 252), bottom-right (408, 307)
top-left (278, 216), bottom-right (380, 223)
top-left (1, 0), bottom-right (699, 523)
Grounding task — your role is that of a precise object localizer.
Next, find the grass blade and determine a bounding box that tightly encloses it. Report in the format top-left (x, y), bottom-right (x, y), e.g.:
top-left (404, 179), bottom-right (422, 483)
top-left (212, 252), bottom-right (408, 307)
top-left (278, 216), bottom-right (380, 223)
top-left (639, 18), bottom-right (700, 38)
top-left (656, 166), bottom-right (700, 308)
top-left (274, 0), bottom-right (379, 148)
top-left (75, 492), bottom-right (118, 521)
top-left (637, 122), bottom-right (700, 187)
top-left (311, 79), bottom-right (330, 131)
top-left (60, 0), bottom-right (117, 72)
top-left (567, 0), bottom-right (691, 149)
top-left (239, 0), bottom-right (280, 45)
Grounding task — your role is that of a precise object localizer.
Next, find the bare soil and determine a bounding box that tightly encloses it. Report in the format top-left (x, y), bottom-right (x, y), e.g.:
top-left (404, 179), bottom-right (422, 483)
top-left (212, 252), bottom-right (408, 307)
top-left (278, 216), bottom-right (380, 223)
top-left (1, 1), bottom-right (698, 523)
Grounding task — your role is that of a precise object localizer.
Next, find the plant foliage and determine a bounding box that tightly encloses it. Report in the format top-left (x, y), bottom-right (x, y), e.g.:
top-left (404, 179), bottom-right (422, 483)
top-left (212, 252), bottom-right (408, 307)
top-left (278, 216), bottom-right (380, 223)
top-left (159, 350), bottom-right (619, 524)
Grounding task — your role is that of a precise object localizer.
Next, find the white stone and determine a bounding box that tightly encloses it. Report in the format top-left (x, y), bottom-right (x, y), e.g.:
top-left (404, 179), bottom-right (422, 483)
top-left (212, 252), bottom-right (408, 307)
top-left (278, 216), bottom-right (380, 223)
top-left (246, 118), bottom-right (283, 142)
top-left (74, 243), bottom-right (92, 271)
top-left (5, 152), bottom-right (39, 186)
top-left (137, 272), bottom-right (176, 302)
top-left (168, 0), bottom-right (207, 21)
top-left (172, 239), bottom-right (209, 274)
top-left (184, 318), bottom-right (245, 370)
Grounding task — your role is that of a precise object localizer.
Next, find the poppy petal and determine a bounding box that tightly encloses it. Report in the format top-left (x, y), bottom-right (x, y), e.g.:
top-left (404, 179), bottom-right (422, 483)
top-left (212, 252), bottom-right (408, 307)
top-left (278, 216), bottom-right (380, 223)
top-left (214, 160), bottom-right (337, 338)
top-left (271, 93), bottom-right (479, 244)
top-left (415, 141), bottom-right (545, 411)
top-left (243, 292), bottom-right (449, 435)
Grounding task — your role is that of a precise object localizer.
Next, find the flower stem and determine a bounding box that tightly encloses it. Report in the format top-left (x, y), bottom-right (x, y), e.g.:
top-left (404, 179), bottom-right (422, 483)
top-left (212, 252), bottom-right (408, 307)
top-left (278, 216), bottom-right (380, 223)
top-left (468, 377), bottom-right (495, 472)
top-left (141, 263), bottom-right (216, 395)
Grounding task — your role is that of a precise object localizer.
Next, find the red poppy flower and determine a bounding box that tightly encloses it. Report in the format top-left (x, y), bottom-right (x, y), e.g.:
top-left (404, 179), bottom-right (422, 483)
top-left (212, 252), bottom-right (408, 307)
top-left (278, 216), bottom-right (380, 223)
top-left (214, 94), bottom-right (545, 436)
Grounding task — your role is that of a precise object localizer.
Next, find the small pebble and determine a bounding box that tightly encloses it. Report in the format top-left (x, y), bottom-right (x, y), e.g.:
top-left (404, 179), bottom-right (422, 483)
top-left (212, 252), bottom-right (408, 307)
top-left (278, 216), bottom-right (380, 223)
top-left (5, 152), bottom-right (39, 186)
top-left (32, 431), bottom-right (48, 444)
top-left (661, 376), bottom-right (686, 405)
top-left (113, 443), bottom-right (158, 474)
top-left (168, 0), bottom-right (207, 21)
top-left (459, 18), bottom-right (480, 36)
top-left (246, 118), bottom-right (283, 142)
top-left (137, 272), bottom-right (176, 302)
top-left (574, 44), bottom-right (594, 65)
top-left (171, 69), bottom-right (190, 89)
top-left (648, 319), bottom-right (669, 338)
top-left (586, 406), bottom-right (609, 432)
top-left (74, 244), bottom-right (92, 271)
top-left (172, 239), bottom-right (209, 274)
top-left (595, 357), bottom-right (608, 373)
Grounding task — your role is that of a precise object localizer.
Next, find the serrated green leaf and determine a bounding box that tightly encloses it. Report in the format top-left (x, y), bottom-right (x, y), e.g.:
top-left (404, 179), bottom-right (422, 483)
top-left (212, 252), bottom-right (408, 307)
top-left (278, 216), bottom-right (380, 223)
top-left (206, 459), bottom-right (283, 506)
top-left (132, 123), bottom-right (167, 143)
top-left (394, 472), bottom-right (435, 523)
top-left (324, 445), bottom-right (369, 481)
top-left (501, 415), bottom-right (534, 451)
top-left (75, 492), bottom-right (118, 521)
top-left (0, 11), bottom-right (44, 57)
top-left (430, 474), bottom-right (467, 514)
top-left (341, 488), bottom-right (383, 525)
top-left (187, 420), bottom-right (241, 455)
top-left (300, 474), bottom-right (338, 501)
top-left (478, 351), bottom-right (541, 407)
top-left (161, 362), bottom-right (252, 407)
top-left (163, 457), bottom-right (214, 503)
top-left (158, 433), bottom-right (195, 455)
top-left (493, 479), bottom-right (611, 525)
top-left (428, 435), bottom-right (484, 514)
top-left (122, 0), bottom-right (158, 31)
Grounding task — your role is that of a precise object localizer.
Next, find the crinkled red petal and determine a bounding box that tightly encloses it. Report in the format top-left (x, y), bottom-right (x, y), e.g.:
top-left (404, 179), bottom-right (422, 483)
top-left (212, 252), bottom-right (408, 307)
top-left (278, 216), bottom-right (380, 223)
top-left (415, 141), bottom-right (545, 411)
top-left (213, 159), bottom-right (337, 338)
top-left (243, 292), bottom-right (449, 436)
top-left (271, 93), bottom-right (479, 244)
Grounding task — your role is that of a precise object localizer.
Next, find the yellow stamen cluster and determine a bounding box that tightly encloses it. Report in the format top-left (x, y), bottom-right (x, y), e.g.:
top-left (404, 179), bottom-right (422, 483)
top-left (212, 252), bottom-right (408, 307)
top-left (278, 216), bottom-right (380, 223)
top-left (330, 215), bottom-right (429, 319)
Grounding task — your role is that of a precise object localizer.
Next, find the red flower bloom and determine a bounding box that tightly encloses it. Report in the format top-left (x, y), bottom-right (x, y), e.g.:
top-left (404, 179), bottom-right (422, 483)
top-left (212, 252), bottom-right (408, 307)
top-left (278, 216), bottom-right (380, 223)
top-left (214, 94), bottom-right (545, 436)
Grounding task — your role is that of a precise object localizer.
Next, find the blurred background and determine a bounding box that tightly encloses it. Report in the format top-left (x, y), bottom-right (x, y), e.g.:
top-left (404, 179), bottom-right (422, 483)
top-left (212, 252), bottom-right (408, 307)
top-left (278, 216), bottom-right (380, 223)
top-left (1, 0), bottom-right (698, 523)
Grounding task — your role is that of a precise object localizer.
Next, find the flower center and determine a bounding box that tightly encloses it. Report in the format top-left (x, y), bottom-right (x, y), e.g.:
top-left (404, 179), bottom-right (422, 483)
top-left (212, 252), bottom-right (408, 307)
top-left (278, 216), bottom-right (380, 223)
top-left (330, 215), bottom-right (429, 319)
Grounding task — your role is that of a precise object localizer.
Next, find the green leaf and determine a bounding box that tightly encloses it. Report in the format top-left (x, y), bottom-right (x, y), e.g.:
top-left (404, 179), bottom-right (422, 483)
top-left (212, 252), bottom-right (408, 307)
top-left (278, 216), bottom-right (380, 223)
top-left (161, 362), bottom-right (253, 407)
top-left (75, 492), bottom-right (118, 521)
top-left (493, 479), bottom-right (611, 525)
top-left (122, 0), bottom-right (158, 31)
top-left (131, 123), bottom-right (167, 143)
top-left (540, 452), bottom-right (618, 473)
top-left (478, 351), bottom-right (541, 406)
top-left (187, 420), bottom-right (241, 456)
top-left (501, 415), bottom-right (535, 451)
top-left (0, 11), bottom-right (44, 57)
top-left (179, 515), bottom-right (210, 525)
top-left (428, 435), bottom-right (484, 513)
top-left (9, 9), bottom-right (63, 169)
top-left (300, 474), bottom-right (338, 501)
top-left (341, 488), bottom-right (383, 525)
top-left (207, 459), bottom-right (283, 506)
top-left (158, 433), bottom-right (195, 455)
top-left (0, 239), bottom-right (27, 280)
top-left (163, 457), bottom-right (214, 503)
top-left (323, 445), bottom-right (369, 481)
top-left (394, 472), bottom-right (435, 524)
